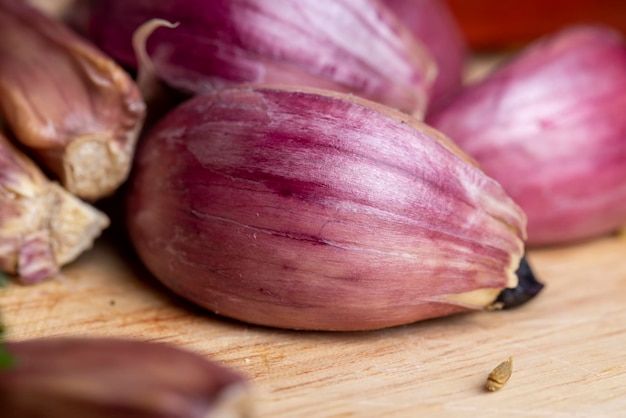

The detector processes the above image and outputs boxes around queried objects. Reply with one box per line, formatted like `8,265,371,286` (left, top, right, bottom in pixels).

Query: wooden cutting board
1,230,625,417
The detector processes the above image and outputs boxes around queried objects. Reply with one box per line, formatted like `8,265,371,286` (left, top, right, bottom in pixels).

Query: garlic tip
489,256,544,310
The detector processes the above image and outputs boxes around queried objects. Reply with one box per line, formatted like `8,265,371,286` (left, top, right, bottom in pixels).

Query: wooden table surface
1,229,625,417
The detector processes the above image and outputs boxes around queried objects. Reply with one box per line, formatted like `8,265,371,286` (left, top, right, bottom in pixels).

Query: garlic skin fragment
0,0,146,201
0,132,109,284
127,86,527,331
87,0,436,118
0,337,252,418
427,25,626,246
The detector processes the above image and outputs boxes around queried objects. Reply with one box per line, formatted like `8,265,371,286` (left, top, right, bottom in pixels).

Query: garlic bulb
428,25,626,246
126,86,538,331
86,0,436,117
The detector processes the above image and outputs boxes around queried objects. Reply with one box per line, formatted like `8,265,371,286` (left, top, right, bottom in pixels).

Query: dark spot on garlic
494,256,544,309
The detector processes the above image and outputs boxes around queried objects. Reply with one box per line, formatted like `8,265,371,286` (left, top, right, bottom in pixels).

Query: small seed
486,356,513,392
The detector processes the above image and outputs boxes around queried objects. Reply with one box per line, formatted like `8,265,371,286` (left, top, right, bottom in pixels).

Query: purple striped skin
428,25,626,246
380,0,468,111
87,0,436,117
127,86,526,331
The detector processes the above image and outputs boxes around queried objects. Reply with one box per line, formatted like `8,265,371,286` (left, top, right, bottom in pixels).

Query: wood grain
1,231,625,417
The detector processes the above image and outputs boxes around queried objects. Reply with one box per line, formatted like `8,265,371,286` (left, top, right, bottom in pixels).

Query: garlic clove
0,0,146,201
380,0,468,111
86,0,436,118
427,25,626,246
0,337,252,418
126,85,537,331
0,132,109,285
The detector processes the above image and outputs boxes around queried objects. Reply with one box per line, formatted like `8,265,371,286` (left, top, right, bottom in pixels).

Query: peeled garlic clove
126,86,536,331
427,25,626,246
0,0,146,201
0,337,252,418
380,0,468,110
0,132,109,284
86,0,436,117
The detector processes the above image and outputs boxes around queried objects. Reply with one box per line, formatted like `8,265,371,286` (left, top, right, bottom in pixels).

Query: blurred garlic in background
0,132,108,284
0,0,145,201
428,25,626,246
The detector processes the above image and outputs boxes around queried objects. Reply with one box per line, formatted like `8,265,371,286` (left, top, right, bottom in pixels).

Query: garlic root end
61,134,131,200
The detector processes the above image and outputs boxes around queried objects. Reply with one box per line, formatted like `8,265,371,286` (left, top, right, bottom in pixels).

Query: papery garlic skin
427,25,626,246
87,0,436,117
0,338,252,418
0,0,146,201
0,132,109,284
127,86,527,331
380,0,468,110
